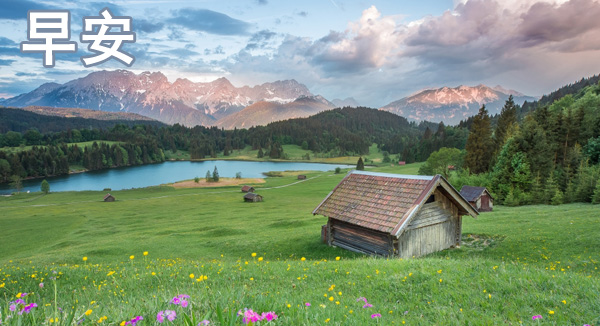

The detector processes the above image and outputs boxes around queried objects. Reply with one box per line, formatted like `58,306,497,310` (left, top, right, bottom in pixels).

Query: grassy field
0,163,598,325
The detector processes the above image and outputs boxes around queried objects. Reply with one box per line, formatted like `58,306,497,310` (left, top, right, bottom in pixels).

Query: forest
0,107,468,184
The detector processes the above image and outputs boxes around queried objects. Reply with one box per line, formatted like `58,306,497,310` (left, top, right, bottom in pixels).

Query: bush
194,177,199,183
335,167,341,174
41,179,50,194
235,172,242,179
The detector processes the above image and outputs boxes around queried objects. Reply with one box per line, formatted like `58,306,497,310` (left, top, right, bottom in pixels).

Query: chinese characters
20,7,136,68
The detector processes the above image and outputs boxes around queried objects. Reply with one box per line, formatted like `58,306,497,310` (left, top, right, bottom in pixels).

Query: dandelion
143,251,148,256
562,300,566,304
83,257,88,262
189,273,195,279
258,257,263,262
439,279,442,283
301,257,306,261
251,253,257,257
371,313,382,318
129,255,134,260
85,309,93,316
329,296,334,301
549,310,554,315
325,318,330,323
336,257,340,261
532,315,542,320
107,271,115,276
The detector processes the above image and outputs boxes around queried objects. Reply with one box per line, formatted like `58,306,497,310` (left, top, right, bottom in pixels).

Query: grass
0,163,599,325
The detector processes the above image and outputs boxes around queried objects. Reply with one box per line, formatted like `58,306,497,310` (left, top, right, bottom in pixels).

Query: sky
0,0,599,107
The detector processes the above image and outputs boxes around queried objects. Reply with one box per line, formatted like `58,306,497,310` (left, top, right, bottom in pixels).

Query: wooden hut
244,193,263,202
297,175,307,180
313,171,478,258
241,185,255,193
460,186,494,212
103,193,115,202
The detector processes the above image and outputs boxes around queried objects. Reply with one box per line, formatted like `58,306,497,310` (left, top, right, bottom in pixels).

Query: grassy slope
0,163,598,325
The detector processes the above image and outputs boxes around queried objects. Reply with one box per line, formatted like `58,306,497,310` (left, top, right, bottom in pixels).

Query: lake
0,160,351,194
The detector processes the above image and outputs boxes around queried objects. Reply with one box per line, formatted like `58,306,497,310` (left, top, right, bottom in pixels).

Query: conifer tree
41,179,50,194
356,157,365,170
212,166,220,182
464,105,494,174
257,147,264,158
494,95,517,155
592,179,600,204
205,170,211,182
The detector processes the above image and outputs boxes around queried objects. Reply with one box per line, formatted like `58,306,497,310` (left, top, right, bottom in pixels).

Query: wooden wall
396,189,460,258
329,219,393,256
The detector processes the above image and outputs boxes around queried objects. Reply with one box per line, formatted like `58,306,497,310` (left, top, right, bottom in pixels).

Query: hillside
216,95,334,129
0,169,598,325
0,106,164,134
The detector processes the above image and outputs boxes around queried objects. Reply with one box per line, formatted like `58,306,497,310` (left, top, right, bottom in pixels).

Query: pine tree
356,157,365,171
504,187,519,206
551,188,564,205
257,147,264,158
205,170,211,182
212,166,220,182
544,174,559,204
494,95,517,155
464,105,494,174
41,179,50,194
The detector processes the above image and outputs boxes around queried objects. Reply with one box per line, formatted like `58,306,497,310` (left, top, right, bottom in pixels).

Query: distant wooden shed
398,161,406,165
313,171,478,258
460,186,493,212
244,193,263,202
297,175,307,180
103,193,115,202
241,185,255,193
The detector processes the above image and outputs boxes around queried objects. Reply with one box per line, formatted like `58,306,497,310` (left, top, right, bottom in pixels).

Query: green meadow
0,163,599,325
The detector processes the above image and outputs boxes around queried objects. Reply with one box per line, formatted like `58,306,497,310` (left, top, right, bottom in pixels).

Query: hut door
480,195,489,210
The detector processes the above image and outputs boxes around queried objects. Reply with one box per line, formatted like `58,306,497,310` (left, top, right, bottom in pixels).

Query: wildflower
301,257,306,261
549,310,554,315
325,318,330,323
261,311,278,321
329,296,334,301
532,315,543,320
371,313,382,318
19,303,38,315
239,309,261,324
39,283,44,288
143,251,148,256
9,304,16,312
305,302,311,307
129,255,134,260
258,257,263,262
85,309,93,316
357,297,367,303
189,273,195,279
107,271,115,276
125,316,143,325
562,300,566,304
83,257,88,262
98,316,108,323
363,303,373,308
336,256,341,260
252,253,257,257
437,269,442,274
439,279,443,283
198,320,210,325
157,310,177,323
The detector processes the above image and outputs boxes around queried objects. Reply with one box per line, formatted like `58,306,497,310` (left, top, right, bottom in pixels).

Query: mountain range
380,85,536,125
1,70,536,127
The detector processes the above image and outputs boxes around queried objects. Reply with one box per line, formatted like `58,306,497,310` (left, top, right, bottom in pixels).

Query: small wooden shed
241,185,255,193
103,193,115,202
244,193,263,202
297,175,307,180
313,171,478,258
460,186,494,212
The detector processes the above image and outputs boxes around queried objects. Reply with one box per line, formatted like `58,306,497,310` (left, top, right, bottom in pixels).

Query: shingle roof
244,193,261,200
460,186,488,202
241,185,254,192
313,171,477,235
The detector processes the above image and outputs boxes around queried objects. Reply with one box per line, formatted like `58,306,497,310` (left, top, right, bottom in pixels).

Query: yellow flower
335,257,340,261
301,257,306,261
151,272,156,276
143,251,148,256
439,279,442,283
258,257,263,262
562,300,566,304
107,271,115,276
129,255,134,260
549,310,554,315
437,269,442,273
329,296,334,301
325,318,330,323
338,291,342,296
85,309,92,316
488,294,492,299
189,273,195,279
335,301,340,305
251,253,257,257
0,283,4,288
120,321,126,326
250,277,254,281
287,304,291,308
16,293,22,298
83,257,88,262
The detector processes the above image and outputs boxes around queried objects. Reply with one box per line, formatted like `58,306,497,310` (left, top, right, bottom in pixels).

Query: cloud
297,11,308,17
0,0,55,20
167,8,251,36
256,0,268,5
245,29,277,50
204,45,224,55
135,19,164,34
0,37,17,46
0,59,15,66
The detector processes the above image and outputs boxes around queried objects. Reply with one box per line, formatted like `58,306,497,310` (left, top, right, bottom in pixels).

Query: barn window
425,194,435,203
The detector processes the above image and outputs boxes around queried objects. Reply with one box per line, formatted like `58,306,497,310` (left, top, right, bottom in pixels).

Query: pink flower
171,297,181,305
181,300,189,308
9,304,16,312
39,283,44,288
157,310,176,323
363,303,373,308
371,313,381,319
532,315,543,320
239,309,262,324
305,302,311,307
198,320,210,325
357,297,367,303
261,311,278,321
125,316,143,325
19,303,37,315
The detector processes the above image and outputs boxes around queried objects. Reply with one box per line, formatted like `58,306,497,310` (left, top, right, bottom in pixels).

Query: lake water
0,160,351,194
